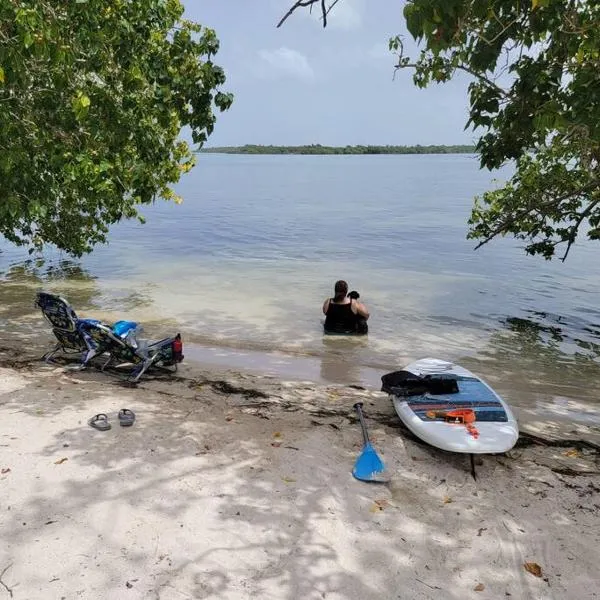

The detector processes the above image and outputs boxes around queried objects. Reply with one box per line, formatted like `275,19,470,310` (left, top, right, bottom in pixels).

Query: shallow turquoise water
1,154,600,422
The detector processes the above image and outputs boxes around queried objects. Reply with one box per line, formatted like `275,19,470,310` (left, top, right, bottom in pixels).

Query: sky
184,0,475,147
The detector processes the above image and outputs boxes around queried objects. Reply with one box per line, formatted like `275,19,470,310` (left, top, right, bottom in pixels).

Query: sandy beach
1,340,599,600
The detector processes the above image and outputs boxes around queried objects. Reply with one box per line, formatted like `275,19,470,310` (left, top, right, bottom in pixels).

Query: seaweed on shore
190,378,269,400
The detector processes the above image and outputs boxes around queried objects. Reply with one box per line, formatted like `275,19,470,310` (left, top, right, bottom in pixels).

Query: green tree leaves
394,0,600,260
72,92,91,121
282,0,600,260
0,0,232,256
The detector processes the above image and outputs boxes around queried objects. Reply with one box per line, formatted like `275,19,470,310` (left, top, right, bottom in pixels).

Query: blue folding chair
85,321,184,382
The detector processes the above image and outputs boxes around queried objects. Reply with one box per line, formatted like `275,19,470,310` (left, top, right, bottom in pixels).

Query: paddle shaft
353,402,370,446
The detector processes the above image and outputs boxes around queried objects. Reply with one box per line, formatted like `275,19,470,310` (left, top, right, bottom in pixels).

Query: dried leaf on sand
524,562,543,577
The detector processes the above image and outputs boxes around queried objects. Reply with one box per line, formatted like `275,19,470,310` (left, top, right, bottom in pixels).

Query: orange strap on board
426,409,480,438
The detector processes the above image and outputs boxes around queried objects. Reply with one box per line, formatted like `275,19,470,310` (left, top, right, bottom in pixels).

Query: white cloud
257,47,315,82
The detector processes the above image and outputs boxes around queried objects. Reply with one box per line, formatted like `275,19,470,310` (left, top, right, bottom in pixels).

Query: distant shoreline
197,144,476,155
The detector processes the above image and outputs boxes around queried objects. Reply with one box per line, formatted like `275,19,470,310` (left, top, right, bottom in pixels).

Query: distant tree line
197,144,476,155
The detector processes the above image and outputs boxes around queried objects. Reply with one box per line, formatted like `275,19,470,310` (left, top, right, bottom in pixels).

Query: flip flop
89,413,111,431
118,409,136,427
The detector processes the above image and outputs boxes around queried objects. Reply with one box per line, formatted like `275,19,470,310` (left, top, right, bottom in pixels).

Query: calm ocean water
1,154,600,425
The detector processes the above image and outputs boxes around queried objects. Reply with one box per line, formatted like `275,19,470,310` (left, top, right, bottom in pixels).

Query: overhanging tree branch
277,0,321,28
277,0,340,28
473,180,600,253
395,61,508,98
560,196,600,261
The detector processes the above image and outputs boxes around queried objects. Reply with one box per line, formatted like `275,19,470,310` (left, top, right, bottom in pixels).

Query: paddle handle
353,402,370,446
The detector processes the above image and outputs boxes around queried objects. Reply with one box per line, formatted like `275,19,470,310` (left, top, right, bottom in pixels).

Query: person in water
322,280,370,335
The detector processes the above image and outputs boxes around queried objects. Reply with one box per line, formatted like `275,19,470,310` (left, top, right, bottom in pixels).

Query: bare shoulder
355,300,370,318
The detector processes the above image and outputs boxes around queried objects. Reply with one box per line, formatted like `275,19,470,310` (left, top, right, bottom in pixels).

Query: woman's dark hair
334,280,348,302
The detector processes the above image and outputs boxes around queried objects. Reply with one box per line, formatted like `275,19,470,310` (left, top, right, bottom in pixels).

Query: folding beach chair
84,321,184,382
35,292,103,367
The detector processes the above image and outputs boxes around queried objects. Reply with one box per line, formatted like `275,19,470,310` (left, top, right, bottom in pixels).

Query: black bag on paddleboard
381,370,459,396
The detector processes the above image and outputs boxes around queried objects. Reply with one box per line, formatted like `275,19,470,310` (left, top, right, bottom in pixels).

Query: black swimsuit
324,300,359,334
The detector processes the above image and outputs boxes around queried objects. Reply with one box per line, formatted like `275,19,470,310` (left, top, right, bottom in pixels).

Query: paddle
352,402,389,482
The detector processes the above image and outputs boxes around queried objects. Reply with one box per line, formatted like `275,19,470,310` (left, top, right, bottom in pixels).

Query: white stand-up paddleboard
384,358,519,455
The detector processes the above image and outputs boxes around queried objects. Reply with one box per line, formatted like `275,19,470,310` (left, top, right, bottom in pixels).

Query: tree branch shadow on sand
1,363,598,599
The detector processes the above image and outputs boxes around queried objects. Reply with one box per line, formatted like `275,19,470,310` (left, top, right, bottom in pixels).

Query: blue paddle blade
353,442,387,482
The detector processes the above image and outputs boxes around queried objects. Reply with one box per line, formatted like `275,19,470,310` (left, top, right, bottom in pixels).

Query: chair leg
79,347,98,369
42,345,60,363
129,358,155,383
101,355,113,372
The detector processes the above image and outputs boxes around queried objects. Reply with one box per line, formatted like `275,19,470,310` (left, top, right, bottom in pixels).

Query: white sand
0,357,599,600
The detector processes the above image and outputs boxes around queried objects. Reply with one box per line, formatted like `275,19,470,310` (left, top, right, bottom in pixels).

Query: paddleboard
385,358,519,454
